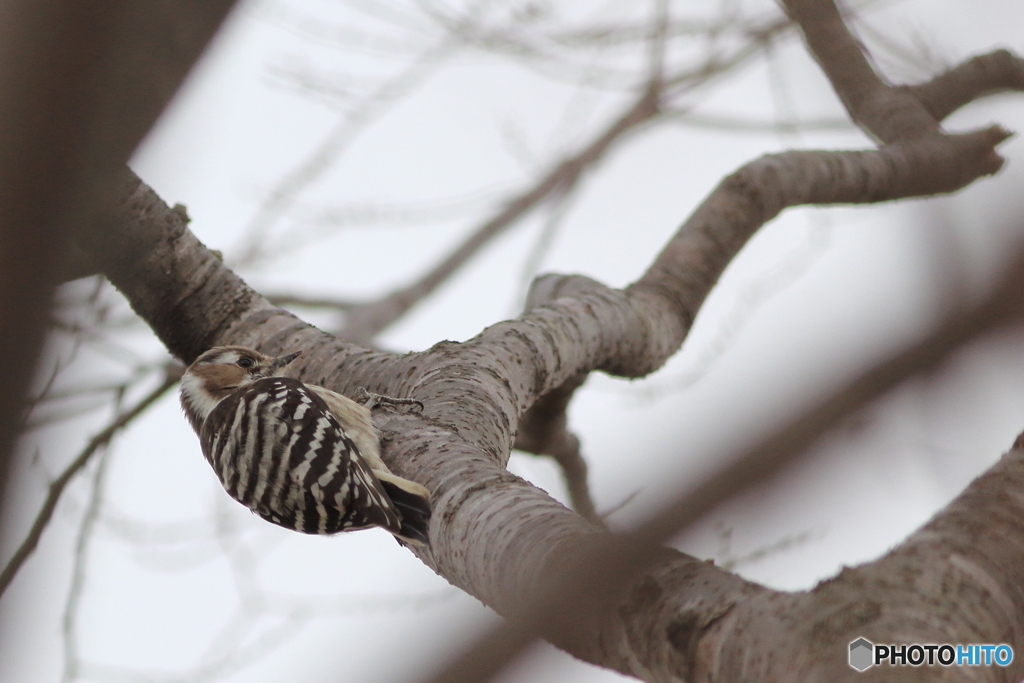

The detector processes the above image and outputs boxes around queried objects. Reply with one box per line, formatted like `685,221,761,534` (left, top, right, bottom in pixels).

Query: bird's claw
356,387,424,413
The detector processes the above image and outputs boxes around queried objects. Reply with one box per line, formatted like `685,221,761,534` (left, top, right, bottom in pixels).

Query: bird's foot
356,387,424,413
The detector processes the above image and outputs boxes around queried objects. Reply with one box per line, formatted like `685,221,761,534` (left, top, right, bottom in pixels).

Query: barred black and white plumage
180,346,431,545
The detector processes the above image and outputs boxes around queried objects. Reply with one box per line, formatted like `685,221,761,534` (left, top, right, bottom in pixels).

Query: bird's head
180,346,301,430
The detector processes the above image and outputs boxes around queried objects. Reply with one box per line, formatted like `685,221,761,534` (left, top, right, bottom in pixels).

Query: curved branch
74,22,1024,683
910,49,1024,121
632,128,1008,339
781,0,938,142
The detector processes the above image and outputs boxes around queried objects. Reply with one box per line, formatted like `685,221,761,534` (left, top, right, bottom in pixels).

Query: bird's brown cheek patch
199,365,247,400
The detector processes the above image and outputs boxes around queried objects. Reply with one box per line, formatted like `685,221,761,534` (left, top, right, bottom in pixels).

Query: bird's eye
237,357,254,369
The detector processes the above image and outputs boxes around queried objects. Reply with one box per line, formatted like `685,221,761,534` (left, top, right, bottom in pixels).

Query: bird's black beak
269,351,302,372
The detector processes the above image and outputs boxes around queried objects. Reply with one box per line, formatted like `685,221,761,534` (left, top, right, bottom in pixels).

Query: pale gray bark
70,1,1024,681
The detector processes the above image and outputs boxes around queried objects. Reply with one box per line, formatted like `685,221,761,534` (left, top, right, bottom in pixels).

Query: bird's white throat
180,371,225,424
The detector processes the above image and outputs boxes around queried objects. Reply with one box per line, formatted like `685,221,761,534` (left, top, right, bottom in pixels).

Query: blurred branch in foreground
421,235,1024,683
0,0,237,523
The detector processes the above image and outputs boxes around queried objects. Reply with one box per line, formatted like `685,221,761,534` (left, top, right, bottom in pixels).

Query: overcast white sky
2,0,1024,681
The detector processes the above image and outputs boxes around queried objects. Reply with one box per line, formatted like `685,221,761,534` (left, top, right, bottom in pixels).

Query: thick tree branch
783,3,1024,149
404,5,1024,680
781,0,938,142
631,127,1008,338
72,9,1024,680
910,49,1024,122
426,245,1024,683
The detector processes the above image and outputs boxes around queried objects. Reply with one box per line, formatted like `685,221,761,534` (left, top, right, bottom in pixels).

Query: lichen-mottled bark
72,2,1024,680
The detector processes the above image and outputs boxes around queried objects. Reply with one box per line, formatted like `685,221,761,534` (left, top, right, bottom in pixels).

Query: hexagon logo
849,638,874,671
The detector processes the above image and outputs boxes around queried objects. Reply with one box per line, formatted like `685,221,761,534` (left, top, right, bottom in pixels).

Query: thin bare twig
513,184,578,310
646,0,672,87
0,0,236,517
715,528,815,571
339,18,793,343
662,110,853,133
266,293,359,311
233,34,461,266
61,447,111,683
0,365,182,596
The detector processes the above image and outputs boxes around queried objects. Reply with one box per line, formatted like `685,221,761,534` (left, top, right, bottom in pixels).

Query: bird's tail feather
376,472,431,545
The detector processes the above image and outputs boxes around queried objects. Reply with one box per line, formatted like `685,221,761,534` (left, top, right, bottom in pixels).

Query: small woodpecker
180,346,431,545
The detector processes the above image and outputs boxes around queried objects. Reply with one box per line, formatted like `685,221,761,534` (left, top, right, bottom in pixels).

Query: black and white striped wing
199,377,402,535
